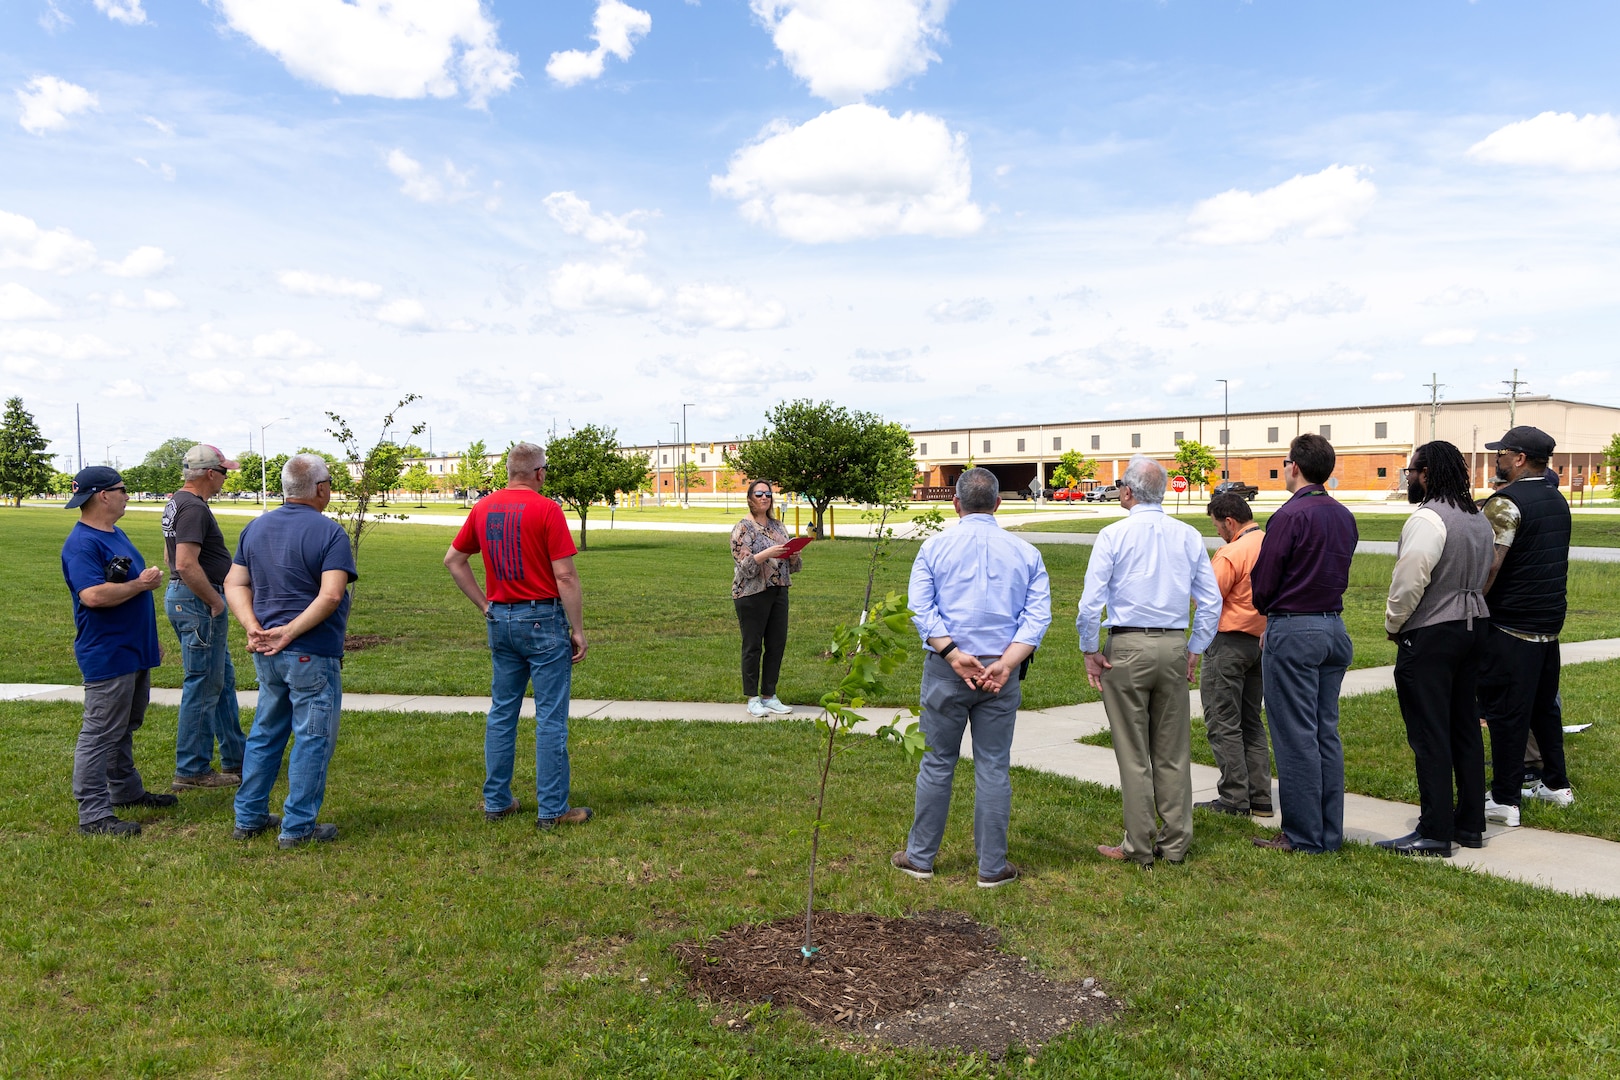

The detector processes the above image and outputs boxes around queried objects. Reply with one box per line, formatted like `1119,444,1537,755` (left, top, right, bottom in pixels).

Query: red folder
781,536,813,556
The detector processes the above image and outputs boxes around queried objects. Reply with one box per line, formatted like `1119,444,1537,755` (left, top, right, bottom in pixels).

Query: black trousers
1392,619,1486,841
1478,626,1568,805
735,585,790,698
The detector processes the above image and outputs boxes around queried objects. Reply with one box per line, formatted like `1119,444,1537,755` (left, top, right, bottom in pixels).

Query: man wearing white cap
162,444,246,790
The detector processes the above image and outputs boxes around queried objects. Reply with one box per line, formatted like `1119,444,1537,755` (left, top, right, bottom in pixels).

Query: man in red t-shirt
445,442,590,829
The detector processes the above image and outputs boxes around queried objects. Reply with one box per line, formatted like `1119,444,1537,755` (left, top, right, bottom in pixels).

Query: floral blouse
730,516,803,598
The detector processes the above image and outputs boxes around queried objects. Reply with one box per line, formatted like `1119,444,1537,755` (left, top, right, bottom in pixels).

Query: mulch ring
672,911,1120,1058
342,634,392,652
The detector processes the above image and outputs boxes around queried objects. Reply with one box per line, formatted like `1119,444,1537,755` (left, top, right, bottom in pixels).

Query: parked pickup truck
1212,480,1259,501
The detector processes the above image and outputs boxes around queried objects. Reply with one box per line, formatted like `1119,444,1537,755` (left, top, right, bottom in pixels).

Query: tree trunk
577,506,589,550
811,499,832,539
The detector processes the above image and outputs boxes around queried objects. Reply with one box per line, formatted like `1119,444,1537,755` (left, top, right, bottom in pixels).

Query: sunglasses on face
750,490,773,499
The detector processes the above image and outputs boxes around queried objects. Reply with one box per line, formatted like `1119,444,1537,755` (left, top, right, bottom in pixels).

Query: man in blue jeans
444,441,591,829
225,454,357,848
162,444,246,791
1249,433,1358,854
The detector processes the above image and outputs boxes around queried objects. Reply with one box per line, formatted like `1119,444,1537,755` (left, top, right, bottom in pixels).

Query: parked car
1052,487,1084,502
1212,480,1259,501
1085,485,1122,502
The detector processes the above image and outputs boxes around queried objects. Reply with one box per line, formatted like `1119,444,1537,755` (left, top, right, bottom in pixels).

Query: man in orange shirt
1196,492,1273,818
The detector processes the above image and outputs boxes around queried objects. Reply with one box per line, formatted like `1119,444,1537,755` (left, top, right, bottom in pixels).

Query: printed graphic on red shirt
452,489,577,603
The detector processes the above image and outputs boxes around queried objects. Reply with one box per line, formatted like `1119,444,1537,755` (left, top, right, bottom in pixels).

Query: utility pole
1501,368,1528,426
1422,372,1445,442
75,404,82,472
682,403,695,507
670,421,681,506
1217,378,1230,482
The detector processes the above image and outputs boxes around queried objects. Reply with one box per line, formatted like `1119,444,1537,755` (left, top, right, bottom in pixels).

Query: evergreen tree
0,397,54,507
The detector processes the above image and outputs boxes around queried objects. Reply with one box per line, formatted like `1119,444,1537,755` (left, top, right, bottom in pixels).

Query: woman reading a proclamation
730,481,804,717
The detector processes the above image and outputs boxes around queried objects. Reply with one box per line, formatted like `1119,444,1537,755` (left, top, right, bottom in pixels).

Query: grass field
1011,510,1620,546
7,508,1620,711
3,699,1619,1079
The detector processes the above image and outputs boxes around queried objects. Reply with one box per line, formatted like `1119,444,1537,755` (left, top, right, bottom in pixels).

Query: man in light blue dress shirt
1078,456,1222,868
894,468,1052,889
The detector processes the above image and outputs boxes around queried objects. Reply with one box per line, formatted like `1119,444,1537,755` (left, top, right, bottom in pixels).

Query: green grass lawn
7,508,1620,710
1083,658,1620,843
3,699,1619,1079
1012,511,1620,546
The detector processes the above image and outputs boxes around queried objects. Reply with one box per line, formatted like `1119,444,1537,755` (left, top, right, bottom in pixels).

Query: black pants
1393,619,1486,841
1478,625,1568,805
735,585,790,698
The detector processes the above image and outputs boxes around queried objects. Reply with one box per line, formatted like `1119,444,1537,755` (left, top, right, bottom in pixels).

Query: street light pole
670,422,681,507
682,403,695,507
260,416,288,508
1217,379,1230,484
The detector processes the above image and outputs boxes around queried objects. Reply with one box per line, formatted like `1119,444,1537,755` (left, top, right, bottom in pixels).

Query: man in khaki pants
1078,456,1222,868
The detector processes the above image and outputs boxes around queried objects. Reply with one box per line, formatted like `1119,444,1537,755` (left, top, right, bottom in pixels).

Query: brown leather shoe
891,850,933,880
977,863,1019,889
1252,831,1295,852
172,769,241,791
538,807,593,830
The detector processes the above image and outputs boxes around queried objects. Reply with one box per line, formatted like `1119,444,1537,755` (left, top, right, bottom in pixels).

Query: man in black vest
1478,425,1574,828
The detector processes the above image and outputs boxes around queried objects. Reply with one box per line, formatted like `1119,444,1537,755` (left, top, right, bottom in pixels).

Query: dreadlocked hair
1412,440,1478,514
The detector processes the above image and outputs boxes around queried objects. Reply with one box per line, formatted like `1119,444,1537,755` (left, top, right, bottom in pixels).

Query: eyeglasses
104,485,127,493
750,490,773,499
1282,458,1294,467
211,467,228,475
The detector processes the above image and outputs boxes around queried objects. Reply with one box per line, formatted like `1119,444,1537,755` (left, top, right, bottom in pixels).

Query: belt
1269,611,1340,618
489,598,560,607
1109,626,1181,634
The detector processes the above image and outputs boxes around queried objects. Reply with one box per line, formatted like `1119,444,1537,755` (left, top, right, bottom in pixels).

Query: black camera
104,556,132,583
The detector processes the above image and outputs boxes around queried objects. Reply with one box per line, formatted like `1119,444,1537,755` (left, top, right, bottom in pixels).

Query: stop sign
1170,475,1189,494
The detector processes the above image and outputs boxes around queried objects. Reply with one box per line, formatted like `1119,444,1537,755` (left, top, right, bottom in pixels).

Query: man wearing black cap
1478,425,1574,828
60,466,177,836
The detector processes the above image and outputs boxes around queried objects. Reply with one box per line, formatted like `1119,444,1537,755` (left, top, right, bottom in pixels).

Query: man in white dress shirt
1078,456,1222,868
893,468,1052,888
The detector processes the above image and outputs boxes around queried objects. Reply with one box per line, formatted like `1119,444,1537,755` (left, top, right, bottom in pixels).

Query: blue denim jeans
1262,613,1353,854
165,580,245,776
484,601,574,818
235,651,343,841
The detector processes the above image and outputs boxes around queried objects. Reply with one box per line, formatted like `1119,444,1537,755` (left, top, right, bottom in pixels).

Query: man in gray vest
1379,441,1495,857
1478,425,1574,827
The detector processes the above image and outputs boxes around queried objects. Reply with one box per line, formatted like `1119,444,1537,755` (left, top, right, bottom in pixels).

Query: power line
1500,368,1529,426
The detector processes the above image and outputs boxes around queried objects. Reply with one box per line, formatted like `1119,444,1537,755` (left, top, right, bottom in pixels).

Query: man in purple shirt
1249,433,1358,854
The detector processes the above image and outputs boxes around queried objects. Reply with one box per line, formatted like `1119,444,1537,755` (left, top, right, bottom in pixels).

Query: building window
1377,467,1387,478
951,441,958,454
1267,426,1279,443
1131,433,1141,448
1219,429,1229,445
1053,436,1061,452
1221,470,1228,480
919,442,927,455
1375,422,1388,439
700,453,707,463
983,439,991,453
1016,438,1025,452
1269,469,1279,479
661,454,668,464
1173,431,1184,444
1090,435,1100,450
1319,424,1332,439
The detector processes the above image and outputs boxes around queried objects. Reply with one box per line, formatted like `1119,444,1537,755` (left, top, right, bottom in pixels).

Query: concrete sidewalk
6,637,1619,900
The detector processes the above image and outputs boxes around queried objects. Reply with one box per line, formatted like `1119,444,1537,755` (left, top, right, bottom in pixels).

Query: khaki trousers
1101,631,1193,864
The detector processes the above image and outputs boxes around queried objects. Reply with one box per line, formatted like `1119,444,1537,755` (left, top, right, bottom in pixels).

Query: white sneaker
1484,796,1521,827
760,695,793,715
746,697,771,718
1525,781,1575,807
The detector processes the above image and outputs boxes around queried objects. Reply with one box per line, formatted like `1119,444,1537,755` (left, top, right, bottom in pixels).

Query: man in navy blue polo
225,453,357,848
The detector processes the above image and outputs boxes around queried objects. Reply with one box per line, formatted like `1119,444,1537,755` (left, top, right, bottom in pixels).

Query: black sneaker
80,816,141,837
1455,829,1484,849
113,791,179,809
233,814,282,840
1249,802,1275,818
1193,798,1247,816
278,823,339,849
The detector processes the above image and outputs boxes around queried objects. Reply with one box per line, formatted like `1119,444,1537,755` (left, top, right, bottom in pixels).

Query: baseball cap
66,466,125,509
1484,425,1556,460
183,444,240,471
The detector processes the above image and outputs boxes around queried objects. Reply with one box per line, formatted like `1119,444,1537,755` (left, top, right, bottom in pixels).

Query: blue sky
3,0,1619,466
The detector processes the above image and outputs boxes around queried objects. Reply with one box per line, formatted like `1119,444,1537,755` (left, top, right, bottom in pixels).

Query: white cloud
0,283,62,320
93,0,147,26
1421,285,1487,307
292,360,393,388
213,0,518,108
374,298,435,330
1024,339,1152,394
279,270,383,300
1185,164,1376,245
927,297,992,323
0,211,98,273
0,327,121,360
1556,369,1610,389
188,325,321,361
1157,309,1188,330
546,0,651,87
711,104,983,243
102,378,149,399
1421,327,1478,346
142,115,174,135
751,0,950,104
548,261,664,313
543,191,646,249
109,288,182,312
387,149,475,203
187,368,274,396
644,348,810,397
849,346,923,382
665,284,788,331
16,76,98,135
1195,284,1364,324
102,245,172,278
133,157,177,181
1163,372,1198,396
39,1,72,32
1468,112,1620,173
1370,371,1405,383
